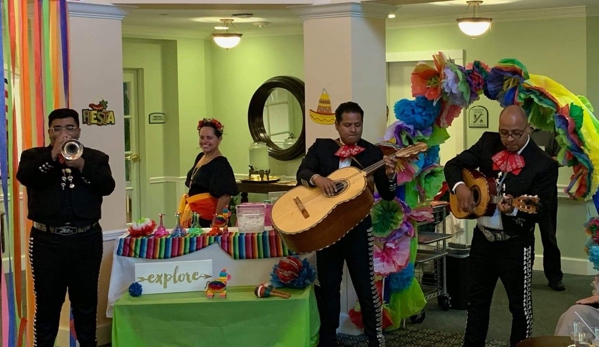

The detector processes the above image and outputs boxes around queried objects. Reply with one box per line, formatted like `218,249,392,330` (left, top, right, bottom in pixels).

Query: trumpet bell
61,139,84,161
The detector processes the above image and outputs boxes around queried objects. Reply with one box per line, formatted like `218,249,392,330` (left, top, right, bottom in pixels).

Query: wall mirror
248,76,305,161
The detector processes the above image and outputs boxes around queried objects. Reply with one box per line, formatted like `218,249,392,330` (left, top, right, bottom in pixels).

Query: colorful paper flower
372,199,404,238
394,96,441,131
388,263,415,294
270,256,316,289
373,236,411,276
127,218,156,238
589,245,599,271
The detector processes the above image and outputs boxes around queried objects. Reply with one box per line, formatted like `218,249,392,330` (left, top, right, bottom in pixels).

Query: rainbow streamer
1,0,72,345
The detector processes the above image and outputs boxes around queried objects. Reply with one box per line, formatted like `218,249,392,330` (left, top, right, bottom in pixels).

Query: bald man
445,105,559,347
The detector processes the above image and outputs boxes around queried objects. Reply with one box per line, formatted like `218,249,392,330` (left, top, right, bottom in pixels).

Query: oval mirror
248,76,305,161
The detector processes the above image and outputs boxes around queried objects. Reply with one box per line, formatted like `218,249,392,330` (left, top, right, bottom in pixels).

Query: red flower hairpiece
197,118,225,133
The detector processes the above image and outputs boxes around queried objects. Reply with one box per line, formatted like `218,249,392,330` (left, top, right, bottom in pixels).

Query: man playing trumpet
16,108,115,347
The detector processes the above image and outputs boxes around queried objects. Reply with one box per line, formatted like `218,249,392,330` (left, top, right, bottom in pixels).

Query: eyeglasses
498,126,528,139
50,125,78,133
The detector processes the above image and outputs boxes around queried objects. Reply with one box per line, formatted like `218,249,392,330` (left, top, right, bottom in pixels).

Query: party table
111,285,320,347
106,229,311,317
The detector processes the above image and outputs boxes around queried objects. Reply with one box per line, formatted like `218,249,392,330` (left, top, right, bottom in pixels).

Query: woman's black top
185,153,239,198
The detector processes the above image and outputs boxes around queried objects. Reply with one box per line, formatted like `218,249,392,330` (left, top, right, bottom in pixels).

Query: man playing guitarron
297,101,398,347
444,105,559,347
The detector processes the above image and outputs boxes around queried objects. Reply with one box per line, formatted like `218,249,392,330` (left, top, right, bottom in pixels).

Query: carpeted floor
337,327,509,347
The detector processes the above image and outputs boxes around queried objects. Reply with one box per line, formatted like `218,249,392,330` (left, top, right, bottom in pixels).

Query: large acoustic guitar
271,142,428,253
449,168,540,219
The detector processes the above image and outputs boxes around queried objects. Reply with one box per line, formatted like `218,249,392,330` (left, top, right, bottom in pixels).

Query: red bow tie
492,150,525,175
335,145,365,159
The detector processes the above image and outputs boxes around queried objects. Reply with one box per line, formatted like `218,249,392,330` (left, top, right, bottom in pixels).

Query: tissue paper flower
388,263,415,293
270,256,316,289
394,96,441,131
372,199,405,238
128,218,156,237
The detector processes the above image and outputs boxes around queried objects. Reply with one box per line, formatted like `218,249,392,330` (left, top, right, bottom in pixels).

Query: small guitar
271,142,428,253
449,168,540,219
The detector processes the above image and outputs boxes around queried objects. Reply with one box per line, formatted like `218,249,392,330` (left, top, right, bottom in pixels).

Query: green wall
209,34,305,177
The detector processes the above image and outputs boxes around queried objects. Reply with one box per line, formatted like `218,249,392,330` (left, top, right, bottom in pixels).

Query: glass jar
249,142,269,172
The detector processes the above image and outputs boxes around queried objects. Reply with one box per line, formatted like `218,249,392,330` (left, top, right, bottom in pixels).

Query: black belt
33,222,98,236
477,224,517,242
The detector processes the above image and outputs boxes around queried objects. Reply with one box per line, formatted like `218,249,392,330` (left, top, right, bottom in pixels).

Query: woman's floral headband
197,118,225,133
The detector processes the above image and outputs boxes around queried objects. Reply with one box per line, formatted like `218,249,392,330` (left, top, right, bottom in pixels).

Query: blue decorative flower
388,263,415,293
394,96,441,131
129,282,143,297
589,246,599,271
423,145,441,167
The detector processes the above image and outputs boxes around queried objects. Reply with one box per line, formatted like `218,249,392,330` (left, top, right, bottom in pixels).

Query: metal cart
409,201,451,324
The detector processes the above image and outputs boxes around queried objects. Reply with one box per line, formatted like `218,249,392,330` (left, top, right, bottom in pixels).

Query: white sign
134,259,213,295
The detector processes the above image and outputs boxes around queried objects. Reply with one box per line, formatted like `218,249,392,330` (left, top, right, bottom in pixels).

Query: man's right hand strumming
455,184,475,214
313,175,337,197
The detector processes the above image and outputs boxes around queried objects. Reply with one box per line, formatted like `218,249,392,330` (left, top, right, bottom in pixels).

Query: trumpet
61,139,84,161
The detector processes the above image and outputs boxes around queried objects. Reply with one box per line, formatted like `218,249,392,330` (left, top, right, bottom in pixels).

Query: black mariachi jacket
16,145,116,222
444,132,559,236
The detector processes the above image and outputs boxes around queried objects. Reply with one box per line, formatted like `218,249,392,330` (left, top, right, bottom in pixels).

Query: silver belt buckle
55,226,77,236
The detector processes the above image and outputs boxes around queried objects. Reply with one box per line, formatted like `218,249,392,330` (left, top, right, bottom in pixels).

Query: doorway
123,69,142,224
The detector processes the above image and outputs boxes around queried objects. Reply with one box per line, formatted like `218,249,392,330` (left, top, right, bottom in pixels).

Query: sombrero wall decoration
309,89,336,125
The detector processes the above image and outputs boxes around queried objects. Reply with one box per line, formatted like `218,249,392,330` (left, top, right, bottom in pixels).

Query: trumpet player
16,108,115,347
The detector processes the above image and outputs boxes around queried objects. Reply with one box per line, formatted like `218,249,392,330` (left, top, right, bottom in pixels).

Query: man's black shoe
549,280,566,291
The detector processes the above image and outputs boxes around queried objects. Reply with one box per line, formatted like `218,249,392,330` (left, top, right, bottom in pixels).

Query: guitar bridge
293,197,310,219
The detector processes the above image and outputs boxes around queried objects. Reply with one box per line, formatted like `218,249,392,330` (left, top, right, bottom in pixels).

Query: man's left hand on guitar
498,194,515,214
383,155,398,179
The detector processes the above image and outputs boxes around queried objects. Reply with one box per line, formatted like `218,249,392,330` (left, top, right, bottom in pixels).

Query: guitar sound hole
330,180,348,197
471,187,481,204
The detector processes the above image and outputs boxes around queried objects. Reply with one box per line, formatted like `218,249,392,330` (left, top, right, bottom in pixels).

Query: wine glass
569,321,592,347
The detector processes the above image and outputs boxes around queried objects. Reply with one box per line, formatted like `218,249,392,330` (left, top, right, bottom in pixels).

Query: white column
294,2,394,147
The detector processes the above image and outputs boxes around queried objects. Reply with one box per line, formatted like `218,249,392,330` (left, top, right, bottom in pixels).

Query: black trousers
536,200,563,282
316,220,383,347
29,225,103,347
463,228,534,347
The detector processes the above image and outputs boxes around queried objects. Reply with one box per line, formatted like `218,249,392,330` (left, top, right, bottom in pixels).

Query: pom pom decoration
127,218,156,238
585,217,599,243
394,96,441,132
129,282,143,297
589,245,599,271
270,256,316,289
388,263,415,294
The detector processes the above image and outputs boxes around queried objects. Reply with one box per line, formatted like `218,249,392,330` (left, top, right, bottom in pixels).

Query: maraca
254,284,291,299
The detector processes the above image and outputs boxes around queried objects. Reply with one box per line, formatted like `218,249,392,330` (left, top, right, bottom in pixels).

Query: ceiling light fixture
456,1,492,39
212,19,242,50
388,13,396,19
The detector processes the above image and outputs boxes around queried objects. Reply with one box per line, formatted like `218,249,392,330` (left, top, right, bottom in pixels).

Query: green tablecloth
112,285,320,347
